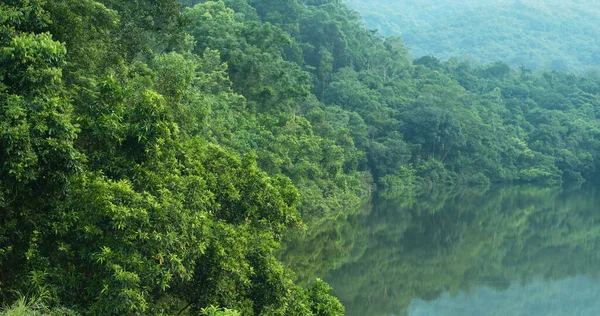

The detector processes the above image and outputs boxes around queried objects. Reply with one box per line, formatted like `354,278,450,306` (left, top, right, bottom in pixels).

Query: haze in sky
345,0,600,73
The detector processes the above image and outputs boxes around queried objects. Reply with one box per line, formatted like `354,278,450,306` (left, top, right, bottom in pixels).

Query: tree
402,106,466,163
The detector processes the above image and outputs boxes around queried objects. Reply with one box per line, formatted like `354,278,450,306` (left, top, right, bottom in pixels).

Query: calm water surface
282,185,600,316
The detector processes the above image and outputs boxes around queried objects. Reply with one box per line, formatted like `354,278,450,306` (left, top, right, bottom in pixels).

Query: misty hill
345,0,600,73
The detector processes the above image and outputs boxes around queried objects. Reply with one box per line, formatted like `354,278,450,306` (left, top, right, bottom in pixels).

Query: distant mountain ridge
345,0,600,73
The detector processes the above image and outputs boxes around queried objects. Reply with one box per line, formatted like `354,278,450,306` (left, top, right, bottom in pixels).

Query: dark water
281,185,600,316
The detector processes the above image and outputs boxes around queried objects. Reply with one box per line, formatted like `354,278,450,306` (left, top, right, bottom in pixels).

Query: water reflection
409,276,600,316
281,185,600,316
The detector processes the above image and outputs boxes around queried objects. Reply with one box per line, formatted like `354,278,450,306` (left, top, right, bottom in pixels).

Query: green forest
346,0,600,74
1,0,600,314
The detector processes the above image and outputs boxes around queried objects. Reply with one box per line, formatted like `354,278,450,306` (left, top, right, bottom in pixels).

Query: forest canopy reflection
281,185,600,316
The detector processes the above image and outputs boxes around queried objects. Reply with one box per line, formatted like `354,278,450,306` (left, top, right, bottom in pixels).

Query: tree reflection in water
281,185,600,316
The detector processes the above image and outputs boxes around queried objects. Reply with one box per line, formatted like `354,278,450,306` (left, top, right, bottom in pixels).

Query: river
281,185,600,316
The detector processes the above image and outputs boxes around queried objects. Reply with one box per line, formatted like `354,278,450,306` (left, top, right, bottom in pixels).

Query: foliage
346,0,600,74
2,0,600,313
0,285,77,316
0,0,345,314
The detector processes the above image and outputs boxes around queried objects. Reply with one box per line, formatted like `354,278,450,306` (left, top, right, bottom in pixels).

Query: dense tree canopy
0,0,345,314
1,0,600,314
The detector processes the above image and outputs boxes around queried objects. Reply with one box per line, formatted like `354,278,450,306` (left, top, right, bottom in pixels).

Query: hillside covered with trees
346,0,600,73
1,0,600,314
